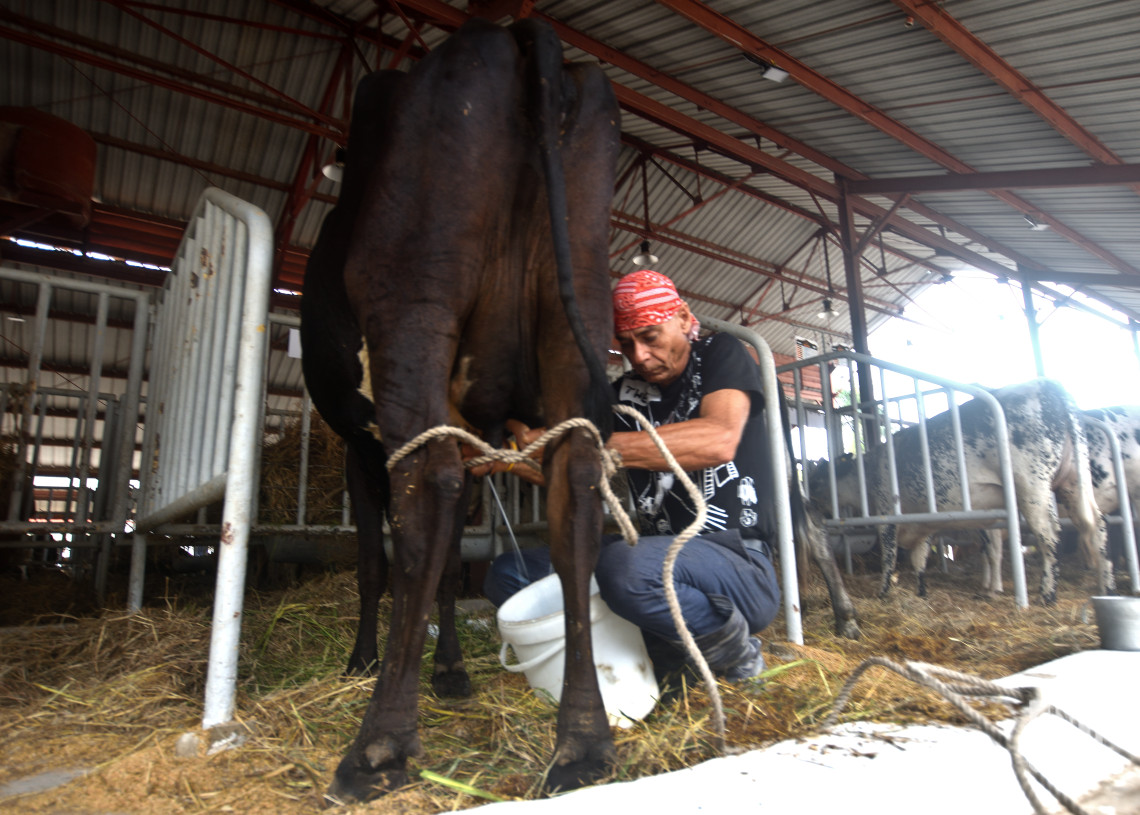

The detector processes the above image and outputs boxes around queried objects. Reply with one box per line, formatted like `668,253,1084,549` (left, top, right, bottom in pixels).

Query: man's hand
459,420,546,485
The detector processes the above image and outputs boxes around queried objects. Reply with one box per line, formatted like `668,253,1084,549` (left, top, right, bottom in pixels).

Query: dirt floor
0,549,1128,814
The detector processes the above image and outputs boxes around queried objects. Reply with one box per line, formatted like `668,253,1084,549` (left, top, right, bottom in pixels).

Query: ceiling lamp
632,240,659,267
321,148,347,183
742,53,789,82
818,235,838,321
1024,214,1049,231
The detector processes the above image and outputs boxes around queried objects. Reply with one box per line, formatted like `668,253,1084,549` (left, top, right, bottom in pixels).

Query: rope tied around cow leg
384,405,727,751
385,416,639,544
824,657,1140,815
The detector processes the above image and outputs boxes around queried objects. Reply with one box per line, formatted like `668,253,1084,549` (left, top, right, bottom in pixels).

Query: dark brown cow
300,18,619,803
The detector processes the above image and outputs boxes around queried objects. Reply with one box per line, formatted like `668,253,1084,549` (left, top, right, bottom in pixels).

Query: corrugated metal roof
3,0,1139,406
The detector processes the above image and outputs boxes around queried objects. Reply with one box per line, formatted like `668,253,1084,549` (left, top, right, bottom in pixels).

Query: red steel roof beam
0,24,344,141
653,0,1140,277
891,0,1134,171
100,0,342,129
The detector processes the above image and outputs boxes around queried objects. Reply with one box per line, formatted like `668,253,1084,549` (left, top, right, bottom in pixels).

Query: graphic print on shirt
737,476,758,529
617,337,749,536
619,379,661,408
636,471,674,519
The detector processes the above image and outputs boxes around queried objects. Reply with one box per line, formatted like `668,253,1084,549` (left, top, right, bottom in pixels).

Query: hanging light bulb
818,298,837,321
632,239,659,267
321,147,347,183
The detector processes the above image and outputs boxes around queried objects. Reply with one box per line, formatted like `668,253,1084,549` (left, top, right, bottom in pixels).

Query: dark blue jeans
483,529,780,640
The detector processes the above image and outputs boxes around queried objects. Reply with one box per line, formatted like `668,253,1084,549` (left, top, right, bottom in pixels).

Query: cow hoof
836,619,862,640
544,741,615,795
326,756,408,805
345,648,380,677
544,757,611,795
344,660,379,678
432,666,473,698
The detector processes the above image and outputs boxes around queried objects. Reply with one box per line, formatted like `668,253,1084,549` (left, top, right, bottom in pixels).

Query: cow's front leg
543,429,615,793
344,445,388,676
328,441,464,803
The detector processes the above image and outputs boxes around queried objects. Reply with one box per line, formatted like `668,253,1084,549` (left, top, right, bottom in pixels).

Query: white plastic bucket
497,573,659,728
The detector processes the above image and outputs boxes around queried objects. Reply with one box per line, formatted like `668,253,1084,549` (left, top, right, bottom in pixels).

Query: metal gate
132,187,273,730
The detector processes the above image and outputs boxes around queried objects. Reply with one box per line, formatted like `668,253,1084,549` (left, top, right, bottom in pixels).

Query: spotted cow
1081,405,1140,568
300,19,619,803
807,379,1113,604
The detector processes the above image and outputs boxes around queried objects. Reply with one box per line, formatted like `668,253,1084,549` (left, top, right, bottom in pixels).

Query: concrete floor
466,649,1140,815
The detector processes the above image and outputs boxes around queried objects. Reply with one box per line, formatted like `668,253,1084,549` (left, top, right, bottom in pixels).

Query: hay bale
258,411,346,526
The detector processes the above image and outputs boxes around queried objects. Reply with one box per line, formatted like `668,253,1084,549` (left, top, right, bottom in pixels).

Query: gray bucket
1091,596,1140,651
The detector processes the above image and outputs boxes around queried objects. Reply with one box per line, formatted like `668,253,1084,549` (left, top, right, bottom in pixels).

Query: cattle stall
780,350,1139,604
781,350,1030,605
3,190,806,740
0,264,148,602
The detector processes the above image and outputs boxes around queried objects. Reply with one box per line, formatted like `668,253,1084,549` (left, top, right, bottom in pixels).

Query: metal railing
778,350,1029,608
131,187,274,730
701,315,802,644
0,265,149,601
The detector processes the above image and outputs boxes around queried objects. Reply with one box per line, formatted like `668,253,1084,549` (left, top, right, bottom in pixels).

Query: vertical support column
835,176,878,444
1021,275,1046,377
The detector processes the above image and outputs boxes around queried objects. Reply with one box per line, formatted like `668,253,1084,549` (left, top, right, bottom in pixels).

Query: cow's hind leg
431,477,474,698
910,536,932,597
1054,484,1115,597
329,440,466,803
1023,503,1064,606
980,529,1003,596
543,428,614,793
878,525,900,598
797,498,860,638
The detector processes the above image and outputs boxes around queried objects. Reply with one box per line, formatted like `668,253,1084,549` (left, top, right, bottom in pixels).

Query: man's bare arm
606,388,750,471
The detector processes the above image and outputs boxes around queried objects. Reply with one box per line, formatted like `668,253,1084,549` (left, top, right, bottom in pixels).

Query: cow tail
516,20,614,437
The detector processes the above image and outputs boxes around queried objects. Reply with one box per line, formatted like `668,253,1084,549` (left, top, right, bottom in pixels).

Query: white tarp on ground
466,650,1140,815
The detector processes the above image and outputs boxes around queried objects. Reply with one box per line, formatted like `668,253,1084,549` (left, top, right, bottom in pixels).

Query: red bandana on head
612,270,685,333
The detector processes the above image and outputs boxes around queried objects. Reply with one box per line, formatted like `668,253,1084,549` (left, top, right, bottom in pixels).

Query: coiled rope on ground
824,656,1140,815
385,405,726,750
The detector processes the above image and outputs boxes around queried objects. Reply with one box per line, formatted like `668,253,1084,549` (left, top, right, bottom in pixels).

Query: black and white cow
1082,406,1140,521
1081,405,1140,568
808,379,1113,605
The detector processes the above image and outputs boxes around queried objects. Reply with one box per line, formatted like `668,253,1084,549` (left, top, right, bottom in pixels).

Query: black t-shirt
613,332,777,543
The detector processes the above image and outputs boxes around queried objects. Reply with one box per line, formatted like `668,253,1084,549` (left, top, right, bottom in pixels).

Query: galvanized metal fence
700,315,802,644
779,350,1031,608
0,265,148,602
131,187,273,730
